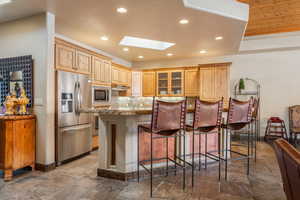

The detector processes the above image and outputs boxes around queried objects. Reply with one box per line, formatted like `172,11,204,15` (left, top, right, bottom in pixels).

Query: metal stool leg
205,132,208,170
247,124,250,176
183,130,186,190
150,132,153,197
199,132,201,171
166,137,169,177
192,129,195,187
218,127,221,181
137,127,140,182
225,128,228,181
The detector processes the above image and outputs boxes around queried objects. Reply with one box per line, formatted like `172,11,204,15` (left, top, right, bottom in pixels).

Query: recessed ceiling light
0,0,11,5
117,7,127,13
123,47,129,52
138,56,144,59
167,53,173,57
215,36,223,40
200,50,207,54
120,36,175,50
179,19,189,24
100,36,109,41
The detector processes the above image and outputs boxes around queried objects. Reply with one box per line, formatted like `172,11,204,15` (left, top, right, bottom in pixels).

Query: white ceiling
0,0,248,63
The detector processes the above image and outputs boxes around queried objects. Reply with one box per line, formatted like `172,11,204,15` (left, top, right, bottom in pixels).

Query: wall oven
92,86,111,106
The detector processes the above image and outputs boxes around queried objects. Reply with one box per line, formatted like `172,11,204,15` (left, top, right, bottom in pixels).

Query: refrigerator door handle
78,82,83,110
74,81,79,114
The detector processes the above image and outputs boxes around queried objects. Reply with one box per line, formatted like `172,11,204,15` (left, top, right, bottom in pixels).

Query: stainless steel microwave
92,86,111,105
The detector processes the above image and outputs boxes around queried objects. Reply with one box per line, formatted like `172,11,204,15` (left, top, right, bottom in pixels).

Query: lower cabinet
0,115,36,181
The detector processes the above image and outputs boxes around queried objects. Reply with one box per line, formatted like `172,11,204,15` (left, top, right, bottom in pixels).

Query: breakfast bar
94,108,221,181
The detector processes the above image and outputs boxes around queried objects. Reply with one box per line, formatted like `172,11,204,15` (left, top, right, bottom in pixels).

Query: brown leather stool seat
139,124,181,136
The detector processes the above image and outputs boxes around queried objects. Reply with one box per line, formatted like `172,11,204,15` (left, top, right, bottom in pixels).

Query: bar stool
186,98,223,186
222,97,253,180
137,97,188,197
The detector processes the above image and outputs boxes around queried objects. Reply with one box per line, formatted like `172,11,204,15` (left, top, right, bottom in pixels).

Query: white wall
0,13,56,165
133,31,300,136
231,50,300,135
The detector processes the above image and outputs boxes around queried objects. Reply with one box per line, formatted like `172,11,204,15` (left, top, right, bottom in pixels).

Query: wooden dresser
0,115,36,181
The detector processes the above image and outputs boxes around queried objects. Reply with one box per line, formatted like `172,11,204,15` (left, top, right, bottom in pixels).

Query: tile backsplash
111,96,195,110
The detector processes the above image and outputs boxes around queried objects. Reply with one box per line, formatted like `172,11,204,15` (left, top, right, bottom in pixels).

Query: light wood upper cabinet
55,44,76,71
111,64,131,86
185,68,199,97
156,70,184,96
170,71,184,96
157,71,169,96
199,67,216,101
143,71,156,97
215,65,229,106
75,50,92,74
92,56,111,86
199,65,229,106
112,67,119,83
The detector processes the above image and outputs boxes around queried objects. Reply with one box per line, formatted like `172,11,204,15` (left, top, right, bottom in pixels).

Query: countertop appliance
92,85,111,106
56,71,92,165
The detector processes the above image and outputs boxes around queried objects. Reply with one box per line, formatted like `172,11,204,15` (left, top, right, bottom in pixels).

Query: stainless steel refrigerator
56,71,92,165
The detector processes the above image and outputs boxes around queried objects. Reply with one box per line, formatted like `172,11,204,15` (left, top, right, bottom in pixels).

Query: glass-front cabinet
156,70,184,96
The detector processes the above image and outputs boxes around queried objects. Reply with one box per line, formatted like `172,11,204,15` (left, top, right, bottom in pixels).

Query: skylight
119,36,175,51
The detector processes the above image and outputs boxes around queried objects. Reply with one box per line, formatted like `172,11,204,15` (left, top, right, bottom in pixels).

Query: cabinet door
185,69,199,97
112,67,119,84
92,57,102,83
142,72,156,96
199,67,216,101
119,70,127,85
92,57,111,85
103,60,111,84
13,119,35,169
55,44,76,71
76,50,91,74
170,70,184,96
157,72,169,96
132,71,142,96
215,65,229,106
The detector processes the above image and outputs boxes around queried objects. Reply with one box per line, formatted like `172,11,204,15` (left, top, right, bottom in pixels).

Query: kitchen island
92,108,221,181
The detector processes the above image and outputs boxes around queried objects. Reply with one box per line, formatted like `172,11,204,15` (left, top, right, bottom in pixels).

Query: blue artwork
0,55,33,107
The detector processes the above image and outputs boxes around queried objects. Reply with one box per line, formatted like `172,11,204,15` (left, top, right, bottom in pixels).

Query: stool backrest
193,98,223,129
151,98,186,133
227,97,253,125
274,138,300,200
289,105,300,133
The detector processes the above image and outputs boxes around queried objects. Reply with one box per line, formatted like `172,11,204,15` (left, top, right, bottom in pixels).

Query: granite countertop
82,107,228,116
82,108,154,115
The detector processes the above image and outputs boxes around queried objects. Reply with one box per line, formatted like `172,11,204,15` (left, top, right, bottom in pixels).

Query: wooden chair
289,105,300,145
274,139,300,200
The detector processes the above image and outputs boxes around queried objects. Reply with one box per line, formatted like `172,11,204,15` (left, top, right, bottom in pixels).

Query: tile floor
0,142,292,200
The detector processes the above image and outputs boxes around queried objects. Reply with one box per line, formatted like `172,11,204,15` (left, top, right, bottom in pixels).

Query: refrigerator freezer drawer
57,124,92,163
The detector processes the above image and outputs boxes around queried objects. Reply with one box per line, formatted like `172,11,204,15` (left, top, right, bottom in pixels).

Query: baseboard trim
35,162,56,172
